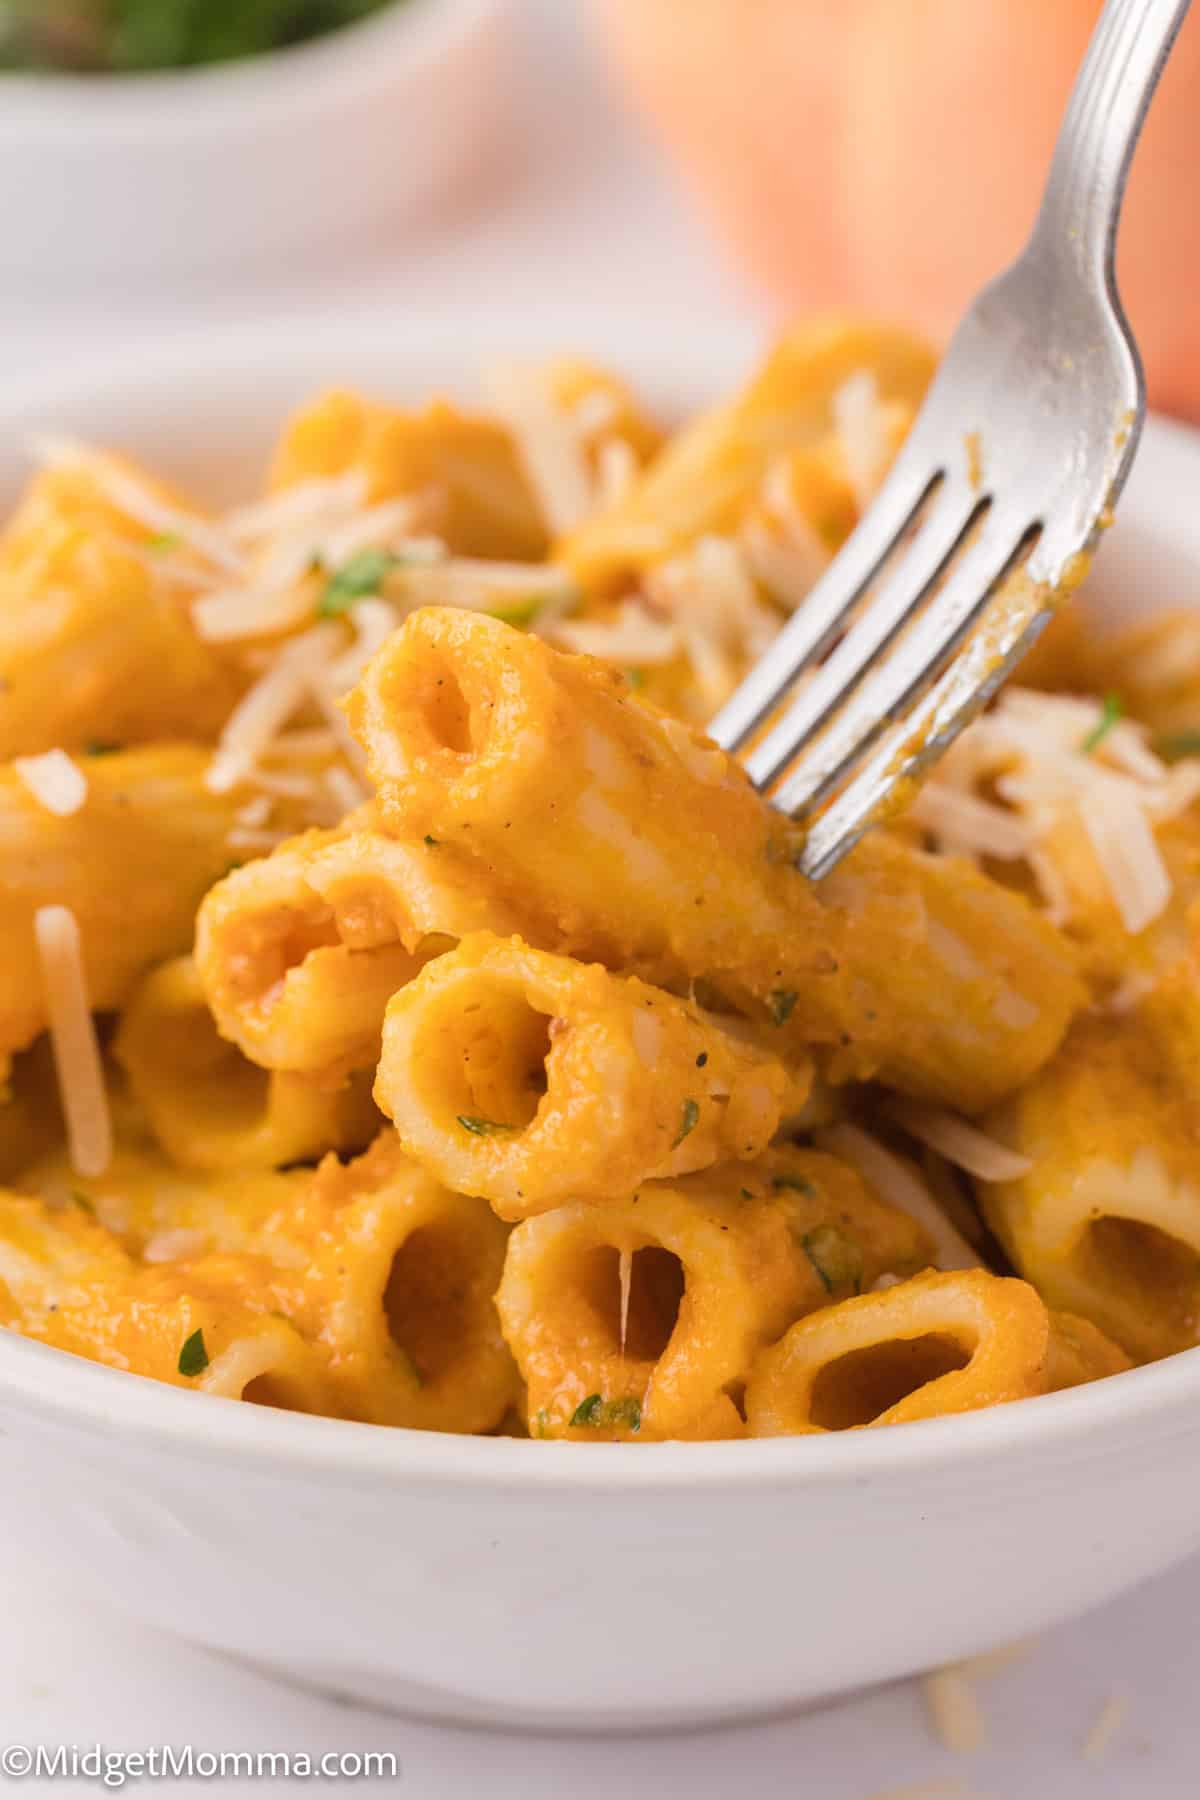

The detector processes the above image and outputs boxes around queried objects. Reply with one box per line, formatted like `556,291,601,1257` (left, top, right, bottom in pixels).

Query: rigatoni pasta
375,932,809,1218
348,608,1081,1110
114,957,379,1173
0,320,1180,1445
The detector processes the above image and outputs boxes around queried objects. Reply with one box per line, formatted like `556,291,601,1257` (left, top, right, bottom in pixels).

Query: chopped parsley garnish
695,1051,708,1068
71,1191,95,1215
767,989,798,1027
456,1114,511,1137
672,1098,700,1148
773,1172,816,1195
625,669,647,692
486,597,544,630
177,1328,209,1378
800,1224,864,1296
423,834,440,847
146,531,181,553
319,548,400,617
739,1188,756,1201
1153,729,1200,763
1080,692,1123,755
83,740,121,757
570,1394,641,1432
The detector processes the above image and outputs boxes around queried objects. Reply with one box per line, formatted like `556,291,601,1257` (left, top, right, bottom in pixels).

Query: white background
0,5,1198,1794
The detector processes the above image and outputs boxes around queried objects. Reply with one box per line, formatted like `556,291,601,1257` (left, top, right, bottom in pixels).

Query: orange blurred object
595,0,1200,419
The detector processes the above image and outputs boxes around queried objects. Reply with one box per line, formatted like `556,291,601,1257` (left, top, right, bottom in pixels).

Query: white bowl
0,0,514,287
0,310,1198,1731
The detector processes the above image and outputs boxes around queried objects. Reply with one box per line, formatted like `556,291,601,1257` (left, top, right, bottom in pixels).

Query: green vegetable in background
0,0,404,73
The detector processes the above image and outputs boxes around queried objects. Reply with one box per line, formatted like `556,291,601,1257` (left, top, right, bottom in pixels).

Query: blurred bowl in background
0,0,515,289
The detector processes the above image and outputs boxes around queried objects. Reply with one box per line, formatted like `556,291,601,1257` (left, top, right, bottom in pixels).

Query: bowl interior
0,307,1198,1487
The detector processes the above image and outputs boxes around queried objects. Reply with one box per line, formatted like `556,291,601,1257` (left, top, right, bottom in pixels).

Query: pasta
348,608,1080,1110
374,932,810,1218
744,1269,1129,1436
0,318,1181,1444
496,1151,934,1440
114,956,380,1173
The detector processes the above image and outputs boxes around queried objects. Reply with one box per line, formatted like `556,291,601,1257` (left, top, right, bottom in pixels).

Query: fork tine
743,477,984,790
796,587,1054,879
770,518,1032,819
707,449,938,754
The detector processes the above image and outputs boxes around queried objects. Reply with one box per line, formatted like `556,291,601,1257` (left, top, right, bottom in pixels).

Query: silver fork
710,0,1192,879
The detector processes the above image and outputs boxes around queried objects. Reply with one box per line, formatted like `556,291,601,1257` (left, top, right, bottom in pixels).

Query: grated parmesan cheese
13,749,88,818
205,622,343,794
142,1227,207,1265
885,1101,1033,1183
922,1668,987,1754
34,905,112,1180
925,687,1200,934
863,1783,989,1800
832,369,889,514
554,601,678,666
818,1124,981,1271
1081,1692,1129,1763
483,364,596,535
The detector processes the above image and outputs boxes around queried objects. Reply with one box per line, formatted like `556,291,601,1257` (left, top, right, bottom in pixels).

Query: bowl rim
5,1328,1198,1492
1,303,1198,1495
0,0,505,133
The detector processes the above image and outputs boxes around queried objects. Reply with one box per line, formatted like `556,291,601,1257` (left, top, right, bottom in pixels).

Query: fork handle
1032,0,1192,286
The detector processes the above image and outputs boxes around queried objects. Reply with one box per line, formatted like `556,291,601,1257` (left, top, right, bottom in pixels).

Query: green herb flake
146,531,181,554
319,548,401,617
800,1224,864,1297
1153,729,1200,764
487,597,544,630
570,1394,641,1432
672,1098,700,1148
423,835,440,847
767,989,798,1027
739,1187,756,1201
457,1114,511,1137
773,1173,816,1195
177,1327,209,1378
83,740,121,757
71,1190,95,1216
1080,692,1124,755
625,669,647,692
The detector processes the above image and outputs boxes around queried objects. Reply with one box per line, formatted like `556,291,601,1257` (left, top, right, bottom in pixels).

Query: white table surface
0,6,1197,1794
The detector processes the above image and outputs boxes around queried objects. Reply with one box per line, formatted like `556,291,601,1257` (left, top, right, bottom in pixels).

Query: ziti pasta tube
496,1150,933,1441
17,1134,517,1432
0,462,238,757
294,1134,518,1433
375,932,810,1218
348,608,1081,1110
744,1268,1056,1435
114,957,379,1173
979,1008,1200,1363
195,812,534,1081
0,744,247,1057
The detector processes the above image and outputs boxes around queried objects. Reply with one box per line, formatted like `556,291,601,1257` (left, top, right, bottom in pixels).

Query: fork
709,0,1192,879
